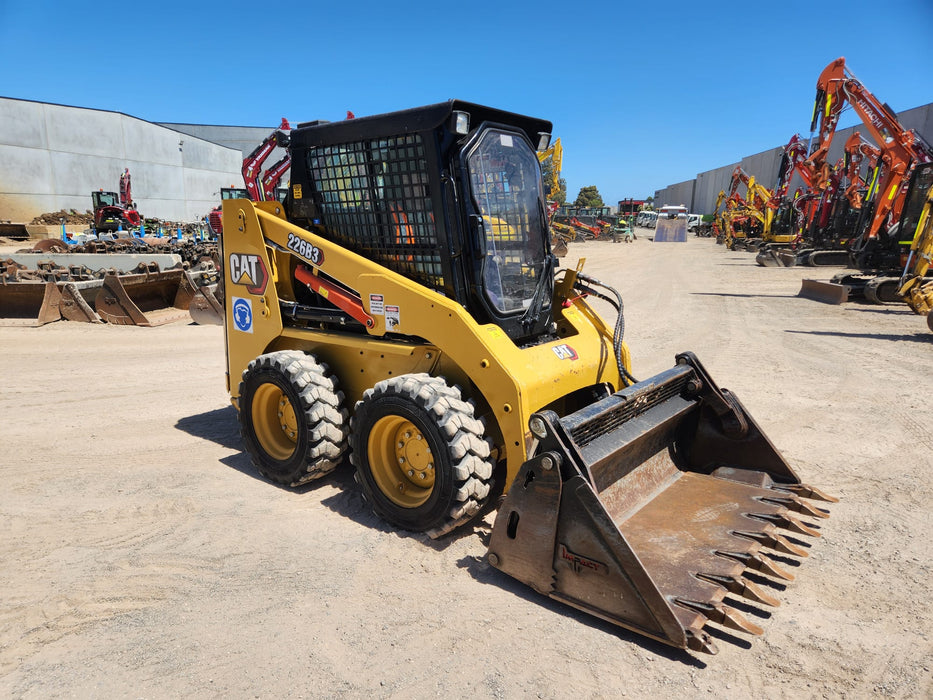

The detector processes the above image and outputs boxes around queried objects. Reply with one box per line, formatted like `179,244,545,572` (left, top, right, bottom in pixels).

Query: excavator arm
808,58,932,243
261,154,292,202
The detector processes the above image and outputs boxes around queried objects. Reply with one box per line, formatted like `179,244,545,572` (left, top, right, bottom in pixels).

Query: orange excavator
798,57,933,303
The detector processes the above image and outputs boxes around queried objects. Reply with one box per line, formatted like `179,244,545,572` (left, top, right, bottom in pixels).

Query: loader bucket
58,281,102,323
188,282,225,325
0,280,65,326
95,268,192,326
798,278,849,304
487,353,834,654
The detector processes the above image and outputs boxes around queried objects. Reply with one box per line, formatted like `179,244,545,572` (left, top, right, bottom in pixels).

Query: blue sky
2,0,931,206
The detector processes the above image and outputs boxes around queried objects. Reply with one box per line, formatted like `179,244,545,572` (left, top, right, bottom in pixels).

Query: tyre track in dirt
1,237,931,698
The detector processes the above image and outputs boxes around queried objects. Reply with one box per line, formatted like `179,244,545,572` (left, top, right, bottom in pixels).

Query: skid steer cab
220,100,835,654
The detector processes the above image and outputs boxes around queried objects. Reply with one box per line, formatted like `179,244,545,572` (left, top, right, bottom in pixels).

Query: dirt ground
1,232,931,699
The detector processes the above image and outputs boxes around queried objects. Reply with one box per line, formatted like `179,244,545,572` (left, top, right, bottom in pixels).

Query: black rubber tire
238,350,348,487
350,373,493,538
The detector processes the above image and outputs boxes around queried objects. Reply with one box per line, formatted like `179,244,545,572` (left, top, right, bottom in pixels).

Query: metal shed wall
0,97,243,223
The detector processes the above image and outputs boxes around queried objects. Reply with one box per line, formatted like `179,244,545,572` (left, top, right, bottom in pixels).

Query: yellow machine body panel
222,200,626,490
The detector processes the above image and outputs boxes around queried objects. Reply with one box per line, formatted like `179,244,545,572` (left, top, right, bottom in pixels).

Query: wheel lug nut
407,470,414,477
404,431,412,439
418,472,426,480
398,457,406,464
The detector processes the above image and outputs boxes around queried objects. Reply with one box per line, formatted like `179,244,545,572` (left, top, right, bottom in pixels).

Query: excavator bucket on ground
188,279,225,325
488,352,835,654
0,279,101,326
95,267,194,326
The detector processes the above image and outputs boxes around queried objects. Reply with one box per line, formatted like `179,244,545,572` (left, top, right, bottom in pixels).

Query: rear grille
305,135,443,291
568,370,693,448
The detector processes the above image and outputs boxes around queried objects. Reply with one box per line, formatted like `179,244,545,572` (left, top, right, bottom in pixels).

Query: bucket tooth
716,550,795,581
696,573,781,607
686,630,719,655
747,511,822,538
675,599,764,636
761,494,830,519
733,529,809,557
780,483,839,503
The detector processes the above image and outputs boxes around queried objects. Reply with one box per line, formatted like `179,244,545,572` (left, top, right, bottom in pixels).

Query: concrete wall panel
694,162,739,214
657,180,694,209
740,147,784,190
0,98,48,148
0,144,53,194
43,103,125,158
48,151,126,198
121,115,183,167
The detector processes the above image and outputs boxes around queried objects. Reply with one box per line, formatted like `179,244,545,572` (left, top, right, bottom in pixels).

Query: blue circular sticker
232,297,253,332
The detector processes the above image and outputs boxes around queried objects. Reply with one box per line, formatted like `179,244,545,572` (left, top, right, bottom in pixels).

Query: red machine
260,154,291,202
242,118,291,201
92,190,141,232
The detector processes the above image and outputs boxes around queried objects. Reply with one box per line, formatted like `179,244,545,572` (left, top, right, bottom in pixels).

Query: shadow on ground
785,329,931,343
691,292,799,299
455,553,712,666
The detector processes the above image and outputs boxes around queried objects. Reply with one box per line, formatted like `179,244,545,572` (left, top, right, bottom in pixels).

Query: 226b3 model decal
287,233,325,266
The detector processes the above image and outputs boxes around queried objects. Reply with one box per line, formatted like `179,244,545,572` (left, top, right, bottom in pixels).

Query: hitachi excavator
798,57,933,303
220,100,834,655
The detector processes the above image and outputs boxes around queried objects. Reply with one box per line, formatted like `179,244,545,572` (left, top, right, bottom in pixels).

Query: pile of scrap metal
0,241,222,327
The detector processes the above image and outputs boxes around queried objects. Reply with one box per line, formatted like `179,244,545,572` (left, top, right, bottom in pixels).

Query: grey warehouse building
0,97,286,225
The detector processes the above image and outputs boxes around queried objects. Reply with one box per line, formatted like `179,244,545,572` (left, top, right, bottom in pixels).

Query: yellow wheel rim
368,415,435,508
251,383,298,461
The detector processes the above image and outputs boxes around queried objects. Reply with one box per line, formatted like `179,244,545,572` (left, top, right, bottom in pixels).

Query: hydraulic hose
574,272,638,387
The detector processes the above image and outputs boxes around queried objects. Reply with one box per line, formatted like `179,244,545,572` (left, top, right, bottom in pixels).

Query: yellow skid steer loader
220,101,834,654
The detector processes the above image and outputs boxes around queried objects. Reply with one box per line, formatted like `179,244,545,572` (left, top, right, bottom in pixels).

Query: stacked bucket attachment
0,279,101,326
488,352,835,654
186,266,225,325
94,266,195,326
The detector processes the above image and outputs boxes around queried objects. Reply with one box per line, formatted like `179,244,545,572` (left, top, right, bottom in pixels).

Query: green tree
539,158,567,205
573,185,604,208
556,177,567,205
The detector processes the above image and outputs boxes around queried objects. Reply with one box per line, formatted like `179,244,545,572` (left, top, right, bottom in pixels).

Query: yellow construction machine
879,162,933,332
220,101,834,654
